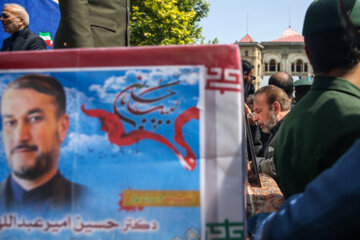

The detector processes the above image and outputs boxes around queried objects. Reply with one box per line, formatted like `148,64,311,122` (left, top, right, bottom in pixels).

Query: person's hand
245,104,256,125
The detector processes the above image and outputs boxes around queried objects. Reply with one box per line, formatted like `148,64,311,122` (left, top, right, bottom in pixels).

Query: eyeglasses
0,13,10,19
0,13,19,20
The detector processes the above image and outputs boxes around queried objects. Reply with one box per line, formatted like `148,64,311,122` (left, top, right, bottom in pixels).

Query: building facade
237,34,264,90
236,27,313,90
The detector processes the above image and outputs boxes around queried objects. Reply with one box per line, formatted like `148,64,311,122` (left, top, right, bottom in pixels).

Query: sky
200,0,314,43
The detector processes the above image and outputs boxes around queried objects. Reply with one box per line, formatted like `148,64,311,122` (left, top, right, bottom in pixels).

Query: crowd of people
245,0,360,239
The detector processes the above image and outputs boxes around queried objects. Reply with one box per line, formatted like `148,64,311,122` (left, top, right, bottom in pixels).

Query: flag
39,32,54,47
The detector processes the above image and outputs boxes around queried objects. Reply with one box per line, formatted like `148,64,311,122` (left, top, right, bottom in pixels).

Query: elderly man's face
1,88,68,180
0,6,22,34
253,93,277,134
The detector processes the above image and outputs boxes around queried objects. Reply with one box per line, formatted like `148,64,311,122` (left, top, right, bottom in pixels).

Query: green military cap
294,78,313,87
303,0,360,36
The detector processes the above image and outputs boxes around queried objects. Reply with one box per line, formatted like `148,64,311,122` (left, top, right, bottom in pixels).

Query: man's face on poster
1,88,68,180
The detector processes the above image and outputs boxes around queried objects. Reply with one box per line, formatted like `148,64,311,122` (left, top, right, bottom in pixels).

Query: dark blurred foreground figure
54,0,129,48
274,0,360,198
0,3,46,51
248,139,360,240
293,78,312,102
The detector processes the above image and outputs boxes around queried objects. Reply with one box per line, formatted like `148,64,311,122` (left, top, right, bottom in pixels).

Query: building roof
272,27,304,42
239,34,255,42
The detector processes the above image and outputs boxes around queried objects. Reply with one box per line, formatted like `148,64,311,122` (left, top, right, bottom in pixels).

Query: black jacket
0,172,85,213
255,120,283,180
1,26,47,51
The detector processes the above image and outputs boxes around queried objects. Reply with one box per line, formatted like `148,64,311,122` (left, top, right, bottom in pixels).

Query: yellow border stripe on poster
122,190,200,207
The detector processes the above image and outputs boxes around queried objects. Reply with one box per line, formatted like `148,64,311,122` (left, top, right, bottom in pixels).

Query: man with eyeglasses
1,3,46,51
242,60,256,101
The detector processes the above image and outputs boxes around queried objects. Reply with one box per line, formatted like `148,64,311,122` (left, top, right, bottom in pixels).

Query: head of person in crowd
253,85,291,134
294,78,312,102
1,74,69,190
303,0,360,88
242,60,255,85
0,3,29,35
246,94,255,112
268,72,294,99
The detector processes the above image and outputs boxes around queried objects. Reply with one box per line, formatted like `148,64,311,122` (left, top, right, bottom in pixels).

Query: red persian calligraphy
81,105,199,170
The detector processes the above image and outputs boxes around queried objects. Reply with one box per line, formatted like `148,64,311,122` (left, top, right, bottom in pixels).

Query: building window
245,50,248,57
269,59,276,72
296,60,303,72
265,63,268,72
258,64,260,77
304,63,308,72
291,63,295,72
277,63,281,72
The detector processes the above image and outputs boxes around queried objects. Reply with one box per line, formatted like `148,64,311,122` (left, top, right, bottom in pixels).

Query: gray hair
255,85,291,111
3,3,30,26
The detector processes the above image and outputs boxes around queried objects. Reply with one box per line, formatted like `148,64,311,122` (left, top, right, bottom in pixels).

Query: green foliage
200,37,219,45
130,0,210,46
210,37,219,44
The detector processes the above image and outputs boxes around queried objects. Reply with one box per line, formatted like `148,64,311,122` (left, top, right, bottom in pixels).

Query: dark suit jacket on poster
1,27,47,51
0,172,85,214
54,0,129,48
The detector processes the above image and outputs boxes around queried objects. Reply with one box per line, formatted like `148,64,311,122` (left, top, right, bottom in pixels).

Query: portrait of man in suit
0,74,84,212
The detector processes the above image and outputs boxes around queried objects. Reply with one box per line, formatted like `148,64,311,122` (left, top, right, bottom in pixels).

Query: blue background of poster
0,0,60,49
0,66,201,239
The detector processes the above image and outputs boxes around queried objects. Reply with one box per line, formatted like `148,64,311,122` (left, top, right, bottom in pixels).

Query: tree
130,0,210,46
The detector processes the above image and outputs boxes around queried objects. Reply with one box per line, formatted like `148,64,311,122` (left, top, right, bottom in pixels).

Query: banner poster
0,45,246,240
